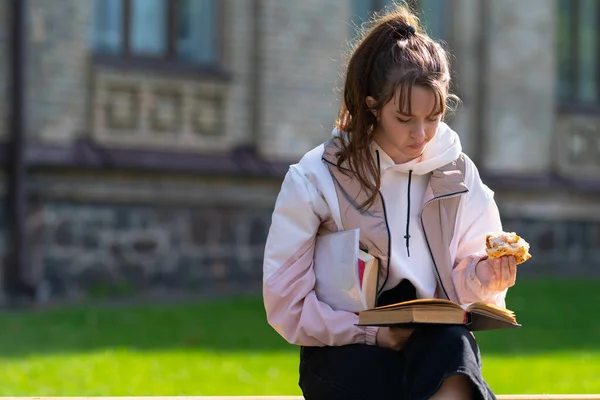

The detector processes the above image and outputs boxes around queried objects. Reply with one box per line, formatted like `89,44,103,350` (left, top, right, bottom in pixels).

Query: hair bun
392,24,416,40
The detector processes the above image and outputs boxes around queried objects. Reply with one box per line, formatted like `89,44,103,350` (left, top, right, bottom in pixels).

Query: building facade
0,0,598,305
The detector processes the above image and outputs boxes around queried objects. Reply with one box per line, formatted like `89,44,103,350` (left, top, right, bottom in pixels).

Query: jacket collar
322,137,347,169
322,138,469,204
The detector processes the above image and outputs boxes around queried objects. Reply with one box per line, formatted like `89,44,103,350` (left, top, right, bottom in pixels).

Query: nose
410,123,426,140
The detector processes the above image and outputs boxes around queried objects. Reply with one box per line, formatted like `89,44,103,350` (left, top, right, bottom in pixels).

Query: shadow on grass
0,278,599,359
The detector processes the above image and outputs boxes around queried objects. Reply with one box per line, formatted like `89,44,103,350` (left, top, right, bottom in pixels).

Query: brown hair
335,2,458,210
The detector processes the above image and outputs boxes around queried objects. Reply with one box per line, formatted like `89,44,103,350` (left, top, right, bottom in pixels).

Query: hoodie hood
331,122,462,176
372,122,462,175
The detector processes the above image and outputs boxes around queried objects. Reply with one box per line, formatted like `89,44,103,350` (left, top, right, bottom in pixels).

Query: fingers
503,256,512,289
508,255,517,287
492,258,503,290
493,256,517,290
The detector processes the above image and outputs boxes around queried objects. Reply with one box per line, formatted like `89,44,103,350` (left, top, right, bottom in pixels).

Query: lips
410,141,426,149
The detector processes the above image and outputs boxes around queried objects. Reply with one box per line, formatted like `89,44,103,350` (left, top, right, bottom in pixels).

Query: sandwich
485,232,532,265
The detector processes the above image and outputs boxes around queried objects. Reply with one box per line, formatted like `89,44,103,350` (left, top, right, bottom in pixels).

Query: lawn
0,279,598,396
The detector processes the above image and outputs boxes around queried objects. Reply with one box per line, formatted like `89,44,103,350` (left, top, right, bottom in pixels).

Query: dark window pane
557,0,572,102
350,0,373,33
419,0,447,40
92,0,123,54
381,0,398,10
351,0,448,40
177,0,217,64
130,0,168,56
577,0,598,103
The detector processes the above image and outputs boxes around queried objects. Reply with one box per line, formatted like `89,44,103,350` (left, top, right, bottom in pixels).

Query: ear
365,96,378,118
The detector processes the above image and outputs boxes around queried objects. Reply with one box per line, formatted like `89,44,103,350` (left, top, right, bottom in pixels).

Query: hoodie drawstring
404,170,413,257
376,149,412,257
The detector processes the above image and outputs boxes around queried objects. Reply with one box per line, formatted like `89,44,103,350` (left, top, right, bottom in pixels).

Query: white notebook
313,229,379,312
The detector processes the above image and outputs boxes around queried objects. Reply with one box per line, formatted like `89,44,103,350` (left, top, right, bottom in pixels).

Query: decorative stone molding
104,84,141,131
555,114,600,179
148,88,183,133
91,67,228,152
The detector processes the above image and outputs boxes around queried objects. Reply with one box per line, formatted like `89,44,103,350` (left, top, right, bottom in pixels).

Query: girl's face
366,85,441,165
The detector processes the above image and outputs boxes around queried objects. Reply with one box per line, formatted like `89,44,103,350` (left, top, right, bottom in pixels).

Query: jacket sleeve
451,157,507,307
262,166,379,347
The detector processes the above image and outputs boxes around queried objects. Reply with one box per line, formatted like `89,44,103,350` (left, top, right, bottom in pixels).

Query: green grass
0,279,599,396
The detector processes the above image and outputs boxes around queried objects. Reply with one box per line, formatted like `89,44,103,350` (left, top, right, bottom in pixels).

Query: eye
397,117,411,123
427,116,441,123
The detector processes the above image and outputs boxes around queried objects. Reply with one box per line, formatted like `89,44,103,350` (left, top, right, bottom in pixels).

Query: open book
357,298,521,331
313,229,380,312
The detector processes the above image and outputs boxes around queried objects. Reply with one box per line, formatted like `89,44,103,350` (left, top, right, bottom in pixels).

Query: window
350,0,449,40
417,0,448,41
92,0,219,66
557,0,600,108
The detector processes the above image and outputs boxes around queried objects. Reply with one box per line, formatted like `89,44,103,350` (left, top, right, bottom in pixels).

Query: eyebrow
396,110,442,117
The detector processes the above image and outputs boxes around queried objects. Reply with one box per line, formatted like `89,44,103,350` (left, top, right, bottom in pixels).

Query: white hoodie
369,123,462,298
263,122,505,347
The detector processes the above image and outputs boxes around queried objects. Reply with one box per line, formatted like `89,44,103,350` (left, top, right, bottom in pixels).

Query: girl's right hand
375,326,414,351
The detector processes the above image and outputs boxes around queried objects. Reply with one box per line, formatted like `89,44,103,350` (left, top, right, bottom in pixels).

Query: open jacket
263,123,506,347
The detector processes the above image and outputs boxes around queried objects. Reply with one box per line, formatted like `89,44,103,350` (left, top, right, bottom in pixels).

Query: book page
373,298,463,311
359,250,379,310
467,302,517,324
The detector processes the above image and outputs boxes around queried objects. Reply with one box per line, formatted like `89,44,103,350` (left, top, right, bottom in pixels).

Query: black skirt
298,280,496,400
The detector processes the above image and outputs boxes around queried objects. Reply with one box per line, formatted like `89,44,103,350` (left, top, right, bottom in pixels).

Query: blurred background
0,0,599,396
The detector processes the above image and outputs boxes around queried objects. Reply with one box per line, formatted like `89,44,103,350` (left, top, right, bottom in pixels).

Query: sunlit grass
0,279,598,395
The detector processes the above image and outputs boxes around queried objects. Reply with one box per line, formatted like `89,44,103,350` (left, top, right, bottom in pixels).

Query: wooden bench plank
4,396,600,400
498,397,600,400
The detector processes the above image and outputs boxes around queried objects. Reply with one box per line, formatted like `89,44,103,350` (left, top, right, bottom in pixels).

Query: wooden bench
3,396,600,399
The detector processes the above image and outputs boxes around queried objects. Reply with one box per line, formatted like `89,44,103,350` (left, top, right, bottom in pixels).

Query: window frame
557,0,600,114
92,0,225,76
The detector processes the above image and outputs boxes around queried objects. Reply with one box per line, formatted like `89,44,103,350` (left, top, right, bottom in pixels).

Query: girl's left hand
475,255,517,292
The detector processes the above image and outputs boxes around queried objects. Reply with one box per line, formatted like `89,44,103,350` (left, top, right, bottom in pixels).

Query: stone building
0,0,598,304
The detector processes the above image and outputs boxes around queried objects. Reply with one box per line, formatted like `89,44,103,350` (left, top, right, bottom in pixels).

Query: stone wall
0,175,595,305
0,171,281,302
0,176,597,305
502,217,600,278
1,198,597,304
495,189,600,277
27,200,272,300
